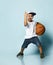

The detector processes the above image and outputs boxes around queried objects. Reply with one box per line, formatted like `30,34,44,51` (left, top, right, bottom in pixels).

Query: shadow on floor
17,56,25,65
17,55,47,65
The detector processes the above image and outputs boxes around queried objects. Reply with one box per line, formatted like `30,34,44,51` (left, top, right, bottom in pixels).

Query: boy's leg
31,37,44,58
36,37,44,58
38,45,43,54
16,48,24,57
17,39,30,57
38,45,44,58
20,48,24,53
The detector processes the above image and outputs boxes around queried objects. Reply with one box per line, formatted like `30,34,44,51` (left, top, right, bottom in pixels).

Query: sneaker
40,53,45,59
16,52,24,57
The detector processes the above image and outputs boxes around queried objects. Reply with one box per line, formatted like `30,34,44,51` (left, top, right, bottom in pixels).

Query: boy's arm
24,12,28,26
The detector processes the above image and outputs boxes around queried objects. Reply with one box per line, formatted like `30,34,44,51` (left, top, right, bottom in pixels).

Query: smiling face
27,14,34,22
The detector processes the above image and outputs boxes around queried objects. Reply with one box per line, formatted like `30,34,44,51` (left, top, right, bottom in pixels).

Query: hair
28,12,36,16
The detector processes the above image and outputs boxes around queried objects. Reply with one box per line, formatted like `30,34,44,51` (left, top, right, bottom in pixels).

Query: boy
17,12,44,58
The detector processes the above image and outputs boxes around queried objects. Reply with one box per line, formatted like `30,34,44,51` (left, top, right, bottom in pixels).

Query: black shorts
22,36,41,48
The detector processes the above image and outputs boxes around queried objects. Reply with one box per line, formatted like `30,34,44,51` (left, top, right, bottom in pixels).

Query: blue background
0,0,53,65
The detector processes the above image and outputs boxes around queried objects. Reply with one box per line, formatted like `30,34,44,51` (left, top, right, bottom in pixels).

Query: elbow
24,24,27,26
24,22,27,26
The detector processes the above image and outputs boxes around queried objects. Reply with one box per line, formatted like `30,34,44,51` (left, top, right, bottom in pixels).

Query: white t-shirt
25,21,38,39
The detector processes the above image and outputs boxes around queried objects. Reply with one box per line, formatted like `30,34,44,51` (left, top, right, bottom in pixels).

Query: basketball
36,22,45,36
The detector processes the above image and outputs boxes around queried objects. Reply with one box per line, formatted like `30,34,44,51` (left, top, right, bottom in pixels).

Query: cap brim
28,12,36,16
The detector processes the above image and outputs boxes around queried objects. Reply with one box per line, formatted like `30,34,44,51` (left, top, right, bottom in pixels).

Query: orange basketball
36,22,45,36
